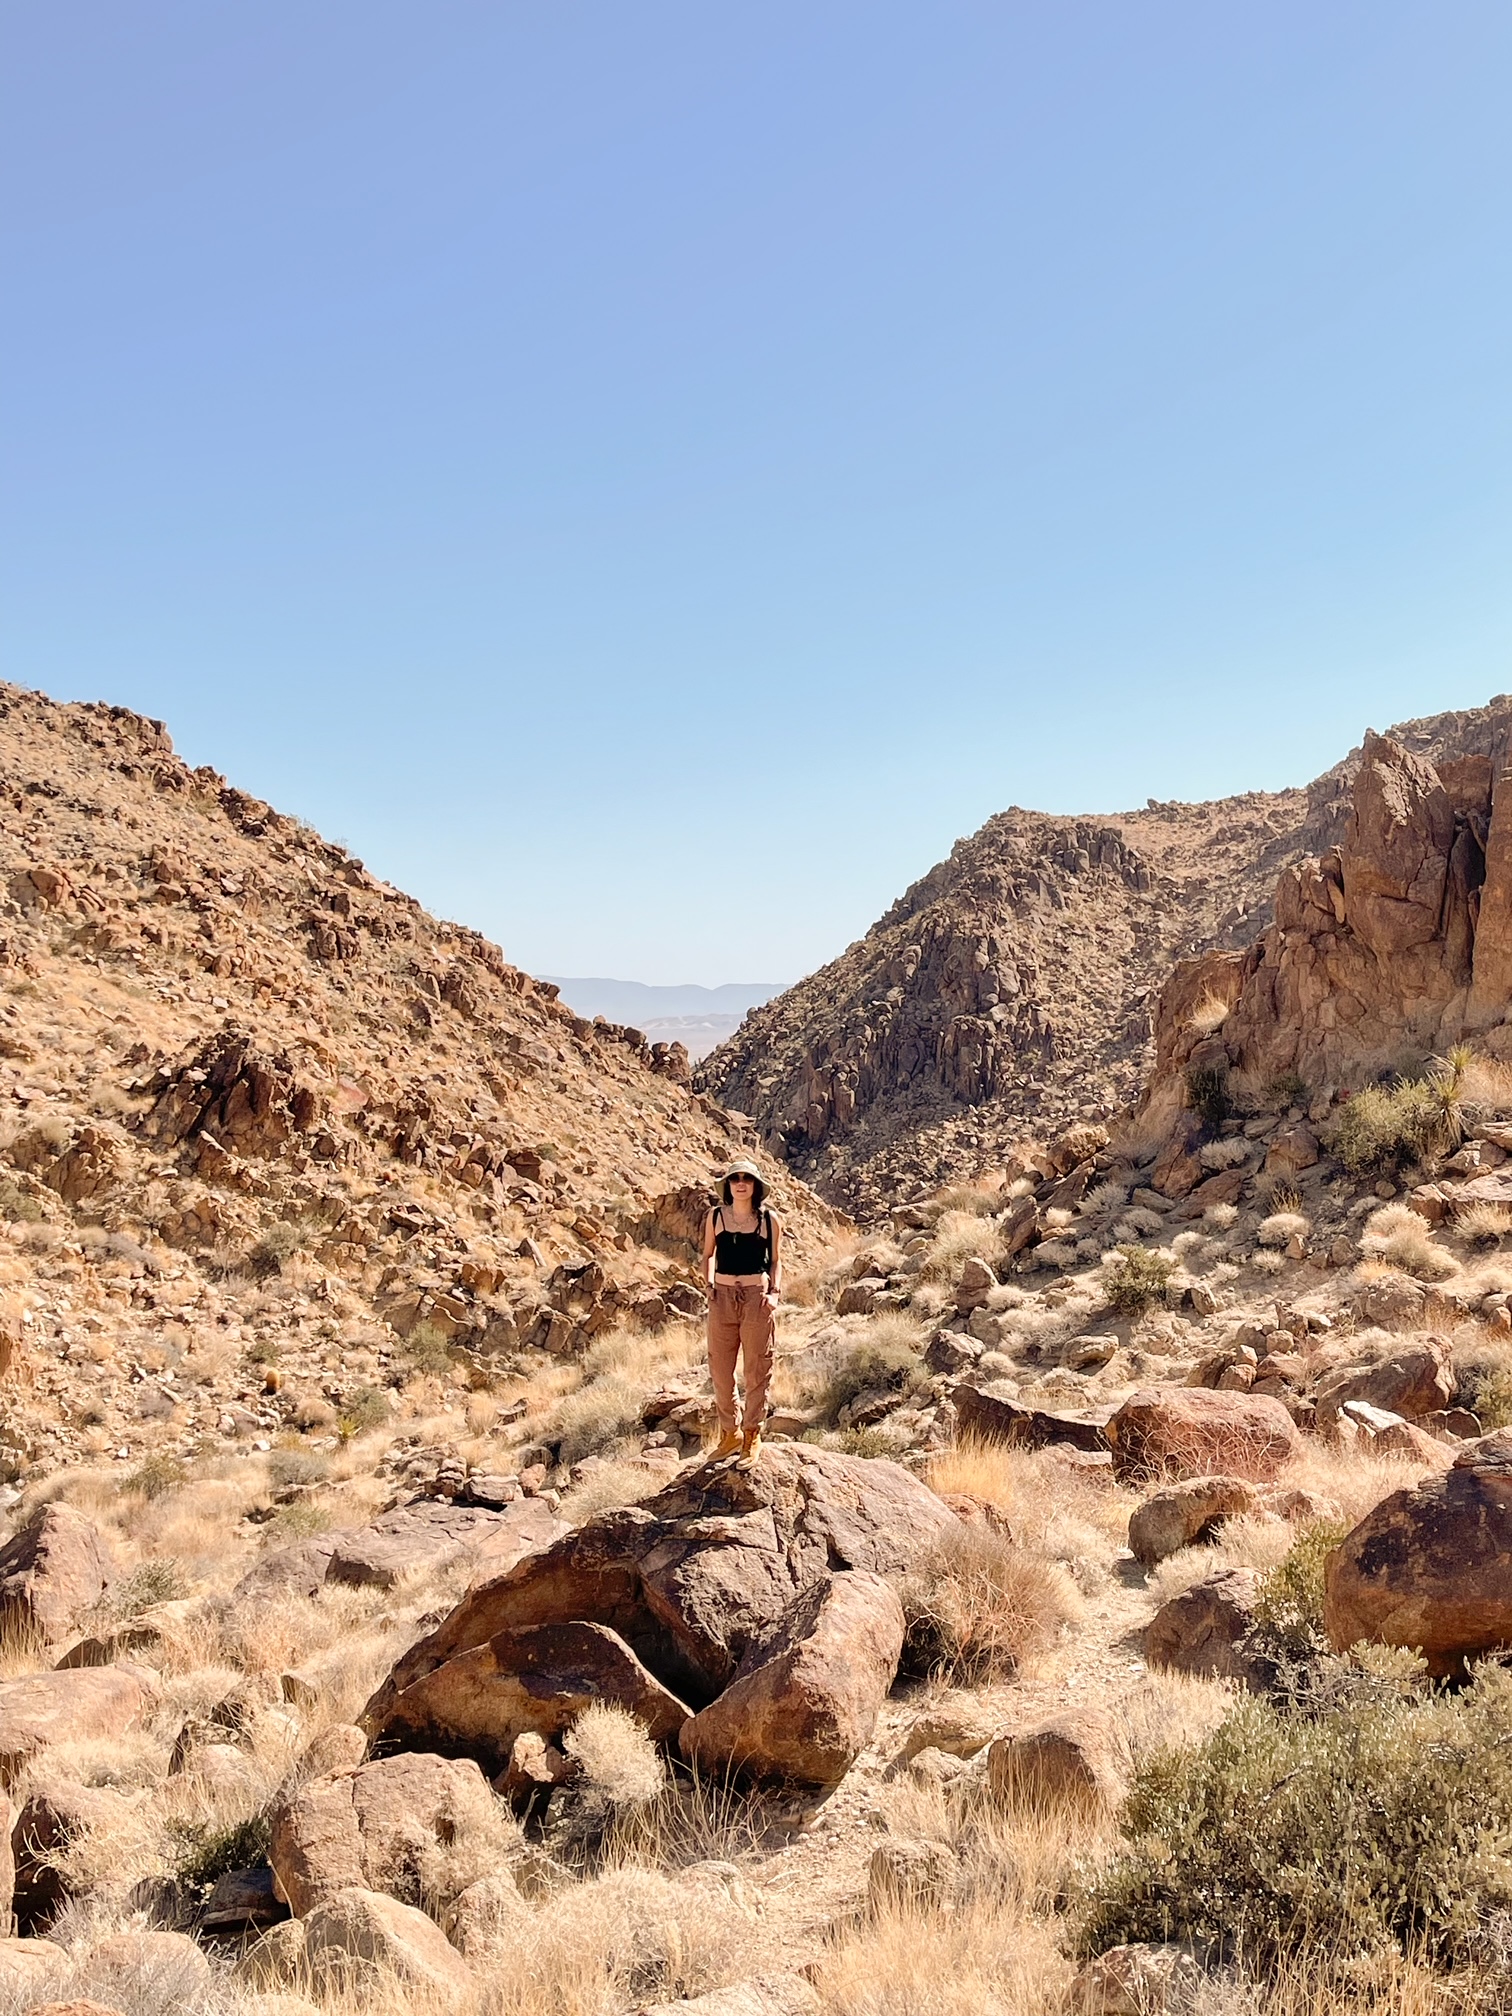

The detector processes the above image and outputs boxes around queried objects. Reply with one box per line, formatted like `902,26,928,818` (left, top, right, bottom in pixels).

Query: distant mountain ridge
544,978,786,1023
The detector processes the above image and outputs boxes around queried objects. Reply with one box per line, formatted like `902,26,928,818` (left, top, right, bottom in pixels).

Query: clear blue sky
5,4,1512,985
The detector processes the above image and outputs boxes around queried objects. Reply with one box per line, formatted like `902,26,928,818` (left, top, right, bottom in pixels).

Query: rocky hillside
700,695,1512,1215
0,682,840,1484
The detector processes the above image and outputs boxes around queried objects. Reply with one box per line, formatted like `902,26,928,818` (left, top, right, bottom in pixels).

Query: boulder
0,1668,154,1791
441,1871,531,1957
1264,1124,1320,1177
986,1710,1124,1815
199,1863,288,1934
1324,1428,1512,1674
493,1729,577,1810
327,1498,565,1590
12,1780,129,1932
678,1570,904,1787
1105,1388,1299,1484
1145,1570,1270,1689
954,1257,999,1314
370,1621,690,1777
867,1836,957,1911
0,1940,64,1994
925,1330,982,1375
77,1931,210,2002
300,1887,474,2007
269,1751,498,1916
364,1447,958,1747
1312,1338,1456,1428
954,1382,1114,1452
1334,1401,1450,1464
1068,1942,1209,2015
0,1507,115,1643
1127,1476,1258,1569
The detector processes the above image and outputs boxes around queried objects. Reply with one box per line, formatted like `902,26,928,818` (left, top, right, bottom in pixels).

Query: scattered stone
954,1382,1114,1452
1106,1388,1299,1483
0,1507,115,1644
634,1979,820,2016
1312,1337,1455,1428
1127,1476,1258,1569
1145,1570,1271,1689
986,1710,1125,1815
954,1257,999,1314
868,1836,957,1911
441,1871,531,1958
300,1887,475,2007
1068,1941,1209,2015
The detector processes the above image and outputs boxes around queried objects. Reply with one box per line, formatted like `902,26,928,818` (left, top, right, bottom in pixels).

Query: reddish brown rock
0,1668,155,1792
986,1709,1125,1814
1312,1337,1455,1429
1325,1428,1512,1674
678,1570,904,1787
1127,1476,1258,1569
371,1621,690,1777
363,1446,957,1745
300,1887,474,2007
269,1751,497,1916
1145,1570,1271,1689
1106,1388,1299,1484
953,1383,1114,1452
0,1507,115,1644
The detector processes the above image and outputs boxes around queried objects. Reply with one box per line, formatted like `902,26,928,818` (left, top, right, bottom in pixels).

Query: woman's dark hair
720,1170,768,1210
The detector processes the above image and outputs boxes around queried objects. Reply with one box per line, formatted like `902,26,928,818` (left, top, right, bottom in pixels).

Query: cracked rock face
362,1444,960,1768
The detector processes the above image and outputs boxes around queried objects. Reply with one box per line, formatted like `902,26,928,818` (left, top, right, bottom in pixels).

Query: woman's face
728,1173,756,1206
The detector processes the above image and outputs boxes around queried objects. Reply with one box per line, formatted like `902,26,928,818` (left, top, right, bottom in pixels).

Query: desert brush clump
1101,1244,1175,1316
550,1703,666,1856
820,1325,928,1420
1256,1210,1310,1249
1077,1662,1512,1979
1185,1061,1230,1132
1359,1202,1460,1282
1331,1056,1467,1178
899,1520,1080,1683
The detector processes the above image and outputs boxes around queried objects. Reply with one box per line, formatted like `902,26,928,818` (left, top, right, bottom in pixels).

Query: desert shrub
0,1177,43,1223
1256,1211,1309,1250
265,1448,331,1489
249,1218,303,1278
1081,1180,1128,1219
833,1421,915,1459
899,1521,1079,1684
820,1332,928,1421
1458,1202,1512,1246
1102,1245,1174,1316
1185,1062,1229,1132
915,1211,1001,1282
931,1183,1002,1219
98,1557,190,1621
403,1318,456,1376
244,1334,279,1366
338,1383,392,1438
1204,1202,1240,1231
1332,1070,1463,1178
1359,1202,1460,1282
1250,1520,1352,1661
546,1372,644,1466
1198,1136,1249,1172
123,1454,188,1501
550,1704,666,1856
172,1813,271,1903
1077,1664,1512,1976
1454,1342,1512,1428
1187,995,1231,1037
1261,1070,1310,1112
268,1499,331,1539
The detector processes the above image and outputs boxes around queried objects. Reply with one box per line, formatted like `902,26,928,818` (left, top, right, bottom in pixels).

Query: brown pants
708,1282,774,1435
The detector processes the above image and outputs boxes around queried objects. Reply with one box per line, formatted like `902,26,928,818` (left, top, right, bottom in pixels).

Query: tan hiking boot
738,1430,763,1467
710,1429,741,1461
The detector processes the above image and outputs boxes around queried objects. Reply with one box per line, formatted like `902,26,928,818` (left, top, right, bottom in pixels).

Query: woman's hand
764,1290,780,1312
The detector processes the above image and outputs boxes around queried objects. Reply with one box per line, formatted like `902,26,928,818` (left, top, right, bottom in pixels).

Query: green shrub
266,1448,330,1489
1331,1070,1464,1177
245,1335,280,1367
172,1814,271,1902
1077,1666,1512,1975
1185,1062,1230,1131
250,1219,303,1278
1261,1071,1310,1113
820,1335,928,1421
338,1384,392,1438
1251,1520,1351,1660
124,1454,188,1501
403,1319,456,1376
1460,1357,1512,1431
1102,1245,1174,1317
268,1498,332,1539
100,1557,190,1620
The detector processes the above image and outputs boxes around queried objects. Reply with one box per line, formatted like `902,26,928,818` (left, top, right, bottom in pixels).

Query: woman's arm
767,1215,783,1301
700,1209,717,1291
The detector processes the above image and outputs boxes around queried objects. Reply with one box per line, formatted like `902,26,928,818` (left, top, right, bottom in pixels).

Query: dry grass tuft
1257,1210,1310,1249
1359,1203,1460,1282
900,1519,1082,1683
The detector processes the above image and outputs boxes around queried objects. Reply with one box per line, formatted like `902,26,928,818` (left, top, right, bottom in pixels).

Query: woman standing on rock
701,1160,782,1464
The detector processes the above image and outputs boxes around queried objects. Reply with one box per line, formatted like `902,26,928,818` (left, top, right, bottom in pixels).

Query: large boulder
371,1621,690,1776
0,1668,155,1791
0,1507,115,1643
297,1887,474,2007
1325,1428,1512,1674
327,1499,565,1590
1128,1476,1258,1568
1106,1388,1299,1484
363,1447,959,1750
1312,1338,1456,1429
954,1382,1114,1452
1145,1570,1271,1689
269,1751,499,1916
678,1570,904,1787
986,1710,1125,1815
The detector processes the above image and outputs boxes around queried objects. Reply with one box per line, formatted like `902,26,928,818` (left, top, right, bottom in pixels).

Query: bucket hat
721,1159,764,1183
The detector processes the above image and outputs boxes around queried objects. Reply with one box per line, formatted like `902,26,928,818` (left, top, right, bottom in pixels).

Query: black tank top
714,1207,772,1275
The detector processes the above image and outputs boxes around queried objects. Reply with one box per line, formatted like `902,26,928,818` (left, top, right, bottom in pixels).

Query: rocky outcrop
678,1570,905,1787
1311,1338,1456,1429
363,1447,960,1775
268,1752,499,1916
1106,1389,1300,1483
1147,712,1512,1111
1324,1428,1512,1674
0,1508,115,1644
